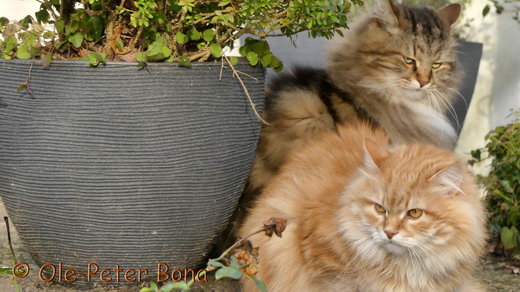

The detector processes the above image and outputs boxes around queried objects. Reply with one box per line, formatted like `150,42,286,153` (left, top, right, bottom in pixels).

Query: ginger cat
240,123,487,292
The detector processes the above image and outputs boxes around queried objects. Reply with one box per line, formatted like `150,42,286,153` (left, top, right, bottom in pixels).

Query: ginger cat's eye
431,62,442,69
407,209,423,218
375,204,386,214
403,56,415,65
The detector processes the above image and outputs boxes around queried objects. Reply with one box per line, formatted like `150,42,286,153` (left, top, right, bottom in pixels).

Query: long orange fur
240,123,487,292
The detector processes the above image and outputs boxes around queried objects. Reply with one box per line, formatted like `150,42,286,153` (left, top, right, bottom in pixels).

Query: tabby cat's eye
407,209,424,218
403,56,415,65
431,62,442,69
375,204,386,214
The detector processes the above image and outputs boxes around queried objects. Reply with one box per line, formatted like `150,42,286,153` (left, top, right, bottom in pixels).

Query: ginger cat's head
338,141,486,272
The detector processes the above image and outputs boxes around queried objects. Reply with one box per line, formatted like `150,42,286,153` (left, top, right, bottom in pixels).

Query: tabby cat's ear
377,0,400,25
437,3,461,26
428,163,464,195
363,138,389,172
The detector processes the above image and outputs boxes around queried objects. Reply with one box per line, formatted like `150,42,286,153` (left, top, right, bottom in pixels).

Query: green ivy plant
0,0,360,68
469,110,520,258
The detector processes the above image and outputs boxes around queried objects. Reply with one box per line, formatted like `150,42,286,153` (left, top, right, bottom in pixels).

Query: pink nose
418,79,429,87
385,230,398,240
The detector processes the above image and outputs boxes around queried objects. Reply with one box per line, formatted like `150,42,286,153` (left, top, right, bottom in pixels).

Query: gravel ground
1,200,519,292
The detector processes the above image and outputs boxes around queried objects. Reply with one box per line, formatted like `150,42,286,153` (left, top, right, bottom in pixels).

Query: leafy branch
0,0,360,68
469,109,520,258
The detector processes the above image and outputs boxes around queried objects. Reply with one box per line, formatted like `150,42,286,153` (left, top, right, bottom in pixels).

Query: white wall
456,0,520,173
0,0,40,20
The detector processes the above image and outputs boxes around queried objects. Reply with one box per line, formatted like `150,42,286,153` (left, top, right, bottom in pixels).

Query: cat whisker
427,91,442,113
433,89,460,131
438,84,468,107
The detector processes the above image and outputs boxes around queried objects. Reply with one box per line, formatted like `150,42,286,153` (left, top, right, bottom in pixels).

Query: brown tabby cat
249,0,463,195
240,123,487,292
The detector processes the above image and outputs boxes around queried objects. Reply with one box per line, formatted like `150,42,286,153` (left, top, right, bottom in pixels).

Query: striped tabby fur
249,0,463,195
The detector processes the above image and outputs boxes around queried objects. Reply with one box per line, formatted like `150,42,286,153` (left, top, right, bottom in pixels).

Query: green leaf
99,52,107,63
178,60,192,68
218,0,230,7
42,54,53,68
87,52,100,67
161,46,171,58
89,15,104,40
116,37,124,51
250,40,269,55
136,52,147,65
229,256,241,269
55,20,65,34
56,40,68,49
246,52,258,66
215,266,243,280
270,55,283,72
65,21,79,36
35,10,50,23
501,226,517,250
43,31,55,39
160,281,192,292
20,15,32,29
238,45,249,57
68,33,84,48
207,259,224,268
189,29,201,41
16,47,32,60
470,149,481,161
483,5,491,17
230,56,238,66
0,17,8,27
1,54,12,60
509,206,520,224
203,29,215,42
210,43,222,58
260,53,272,67
139,289,154,292
0,267,12,275
176,31,188,45
249,275,267,292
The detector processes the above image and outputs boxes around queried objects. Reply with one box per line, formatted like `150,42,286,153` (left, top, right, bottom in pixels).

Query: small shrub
470,110,520,258
0,0,361,68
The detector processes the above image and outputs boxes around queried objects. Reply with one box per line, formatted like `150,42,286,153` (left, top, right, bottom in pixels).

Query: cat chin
384,242,407,255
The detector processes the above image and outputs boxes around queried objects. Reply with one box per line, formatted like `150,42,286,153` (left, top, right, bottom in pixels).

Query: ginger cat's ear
428,163,464,195
437,3,461,26
363,138,389,172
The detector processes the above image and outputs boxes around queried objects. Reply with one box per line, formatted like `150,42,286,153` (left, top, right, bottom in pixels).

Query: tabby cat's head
337,141,486,272
329,0,462,104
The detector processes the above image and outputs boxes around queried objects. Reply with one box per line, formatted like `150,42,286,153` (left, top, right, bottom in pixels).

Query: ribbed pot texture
0,60,264,286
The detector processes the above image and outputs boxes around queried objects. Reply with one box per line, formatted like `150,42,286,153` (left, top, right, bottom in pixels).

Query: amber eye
431,62,442,69
403,56,415,65
375,204,386,214
407,209,424,218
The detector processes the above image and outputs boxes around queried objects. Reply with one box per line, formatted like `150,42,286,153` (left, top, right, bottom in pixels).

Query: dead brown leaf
263,217,287,238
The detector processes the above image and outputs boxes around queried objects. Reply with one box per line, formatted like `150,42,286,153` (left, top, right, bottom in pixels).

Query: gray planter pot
0,60,264,286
